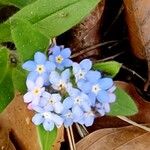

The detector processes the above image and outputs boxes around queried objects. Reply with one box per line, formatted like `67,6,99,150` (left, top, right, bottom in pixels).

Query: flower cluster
22,45,116,131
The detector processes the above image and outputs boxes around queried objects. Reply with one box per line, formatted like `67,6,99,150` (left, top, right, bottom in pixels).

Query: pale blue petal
64,118,73,127
84,115,94,127
49,55,55,62
63,97,74,109
99,78,113,90
27,71,38,81
108,93,116,103
77,81,91,93
44,104,53,112
56,64,64,70
61,69,70,81
97,90,109,102
72,63,80,74
88,93,96,106
50,45,60,56
32,106,44,113
41,72,49,83
81,101,91,112
104,103,110,113
63,59,72,67
53,114,63,127
22,61,36,71
43,120,55,131
49,71,60,84
23,92,33,103
39,97,47,107
54,102,63,113
80,59,92,71
45,61,56,72
61,48,71,58
34,52,46,64
32,114,44,125
72,106,83,121
86,71,101,83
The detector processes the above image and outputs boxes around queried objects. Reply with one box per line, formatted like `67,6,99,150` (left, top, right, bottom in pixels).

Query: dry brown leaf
76,125,150,150
0,93,64,150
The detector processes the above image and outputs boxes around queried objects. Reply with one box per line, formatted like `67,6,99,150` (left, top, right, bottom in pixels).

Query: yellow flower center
36,65,45,74
33,88,40,95
56,55,63,64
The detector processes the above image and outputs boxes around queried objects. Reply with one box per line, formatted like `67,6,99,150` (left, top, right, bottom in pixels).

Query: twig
117,116,150,132
94,51,125,63
69,126,76,150
66,127,74,150
122,65,146,82
71,40,119,58
81,124,89,135
104,4,124,36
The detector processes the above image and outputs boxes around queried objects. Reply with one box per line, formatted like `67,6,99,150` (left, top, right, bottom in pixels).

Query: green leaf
93,61,122,77
12,66,27,93
0,47,9,83
108,87,138,116
37,125,57,150
0,69,14,112
0,0,37,8
10,19,49,62
33,0,101,38
0,23,12,43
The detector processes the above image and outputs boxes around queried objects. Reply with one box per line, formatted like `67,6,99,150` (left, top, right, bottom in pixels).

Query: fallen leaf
76,125,150,150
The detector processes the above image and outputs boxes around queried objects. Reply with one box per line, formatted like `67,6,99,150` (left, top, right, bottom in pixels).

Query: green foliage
0,69,14,112
93,61,122,77
10,19,49,61
108,87,138,116
0,0,37,8
12,67,27,93
37,125,57,150
0,47,9,83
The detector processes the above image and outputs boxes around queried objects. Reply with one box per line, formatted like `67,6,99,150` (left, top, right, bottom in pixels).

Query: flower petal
52,114,63,127
43,120,55,131
97,90,109,102
86,71,101,83
34,52,46,64
72,62,80,74
99,78,113,90
26,79,35,90
63,97,74,109
35,77,44,87
63,59,72,67
32,113,44,125
61,48,71,58
49,71,60,84
45,61,56,72
84,115,94,127
54,102,64,114
22,61,36,71
23,92,33,103
77,81,91,93
27,71,38,81
50,45,61,56
61,69,70,81
108,93,116,103
80,59,92,71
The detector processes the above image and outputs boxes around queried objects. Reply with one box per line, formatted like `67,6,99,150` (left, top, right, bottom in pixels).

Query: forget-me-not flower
77,71,114,105
40,92,64,114
49,45,72,70
49,69,72,93
32,110,63,131
22,52,56,84
23,77,45,106
73,59,92,82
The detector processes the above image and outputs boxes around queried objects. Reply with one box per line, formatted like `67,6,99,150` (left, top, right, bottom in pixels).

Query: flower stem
117,116,150,132
66,127,74,150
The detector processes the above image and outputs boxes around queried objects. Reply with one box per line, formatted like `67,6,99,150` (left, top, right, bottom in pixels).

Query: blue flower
49,45,72,70
72,59,92,82
61,109,75,127
78,110,95,127
63,88,91,112
23,77,45,106
32,106,63,131
49,69,72,92
40,92,63,114
77,71,114,105
22,51,56,85
95,102,110,116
